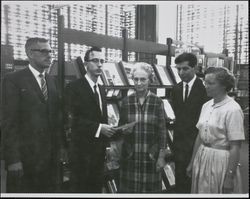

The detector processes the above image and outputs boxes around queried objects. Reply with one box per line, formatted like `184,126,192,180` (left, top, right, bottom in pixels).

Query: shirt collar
183,74,196,88
28,64,45,77
212,95,232,108
85,73,97,89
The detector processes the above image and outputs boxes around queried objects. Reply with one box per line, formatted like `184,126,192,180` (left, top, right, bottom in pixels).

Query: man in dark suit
64,46,116,193
2,37,64,193
171,53,208,193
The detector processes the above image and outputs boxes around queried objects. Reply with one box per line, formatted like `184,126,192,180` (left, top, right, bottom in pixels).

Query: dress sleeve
226,106,245,141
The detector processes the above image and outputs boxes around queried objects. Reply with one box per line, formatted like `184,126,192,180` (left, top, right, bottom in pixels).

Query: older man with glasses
2,37,64,192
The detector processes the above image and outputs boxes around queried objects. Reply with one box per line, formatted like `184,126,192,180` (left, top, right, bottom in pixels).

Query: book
162,99,175,120
171,66,182,84
102,62,127,86
152,64,173,86
106,89,114,98
162,163,175,188
107,103,120,127
207,57,224,68
118,61,135,85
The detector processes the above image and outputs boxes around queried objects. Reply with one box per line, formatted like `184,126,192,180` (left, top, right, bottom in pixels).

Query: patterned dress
118,91,167,193
191,96,245,193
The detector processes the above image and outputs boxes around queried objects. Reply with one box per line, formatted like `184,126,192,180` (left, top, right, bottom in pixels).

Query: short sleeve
226,107,245,141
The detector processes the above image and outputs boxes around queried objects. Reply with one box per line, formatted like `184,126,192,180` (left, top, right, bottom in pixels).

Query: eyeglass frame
88,58,105,64
30,49,54,55
133,77,149,83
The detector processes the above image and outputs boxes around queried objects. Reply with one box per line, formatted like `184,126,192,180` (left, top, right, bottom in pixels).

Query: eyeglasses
31,49,53,55
88,58,104,64
133,77,148,83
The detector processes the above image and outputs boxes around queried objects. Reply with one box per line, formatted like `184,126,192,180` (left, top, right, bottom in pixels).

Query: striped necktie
39,73,48,100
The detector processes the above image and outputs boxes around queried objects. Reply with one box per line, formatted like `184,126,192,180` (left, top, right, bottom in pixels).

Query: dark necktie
184,83,189,102
94,84,100,108
39,73,48,100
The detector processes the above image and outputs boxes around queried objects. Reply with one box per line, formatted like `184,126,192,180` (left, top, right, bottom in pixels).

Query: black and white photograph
0,0,248,198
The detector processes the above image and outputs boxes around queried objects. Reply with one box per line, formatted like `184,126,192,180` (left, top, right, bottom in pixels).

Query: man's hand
100,124,116,138
7,162,24,178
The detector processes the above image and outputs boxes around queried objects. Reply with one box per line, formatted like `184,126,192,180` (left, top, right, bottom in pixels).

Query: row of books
48,58,182,87
101,61,181,87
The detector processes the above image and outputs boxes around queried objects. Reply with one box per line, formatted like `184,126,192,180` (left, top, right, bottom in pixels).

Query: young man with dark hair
65,46,115,193
171,52,209,193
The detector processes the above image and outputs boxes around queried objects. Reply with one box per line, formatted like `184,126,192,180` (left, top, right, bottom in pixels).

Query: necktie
184,83,189,102
93,84,100,108
39,73,48,100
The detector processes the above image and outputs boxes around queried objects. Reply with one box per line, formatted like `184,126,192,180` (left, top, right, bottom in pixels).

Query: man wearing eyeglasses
2,37,64,192
64,46,116,193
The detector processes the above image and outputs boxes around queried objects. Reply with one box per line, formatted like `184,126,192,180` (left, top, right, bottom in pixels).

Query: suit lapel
186,78,199,103
81,78,102,115
25,68,46,103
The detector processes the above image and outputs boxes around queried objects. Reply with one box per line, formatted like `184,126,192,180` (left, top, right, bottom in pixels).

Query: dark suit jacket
172,77,208,161
64,77,108,168
2,67,62,174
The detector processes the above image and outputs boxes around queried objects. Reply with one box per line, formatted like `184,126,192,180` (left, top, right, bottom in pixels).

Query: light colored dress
191,95,245,193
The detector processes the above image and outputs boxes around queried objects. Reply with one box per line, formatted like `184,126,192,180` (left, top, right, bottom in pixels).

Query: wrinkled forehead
89,50,104,60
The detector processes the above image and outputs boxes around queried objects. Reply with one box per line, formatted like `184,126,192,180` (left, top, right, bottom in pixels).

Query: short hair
174,53,197,68
25,37,48,54
131,62,154,83
204,67,235,92
84,46,102,62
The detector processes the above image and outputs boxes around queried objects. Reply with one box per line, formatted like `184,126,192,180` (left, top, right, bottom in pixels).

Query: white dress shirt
28,64,46,90
85,74,103,138
183,75,197,101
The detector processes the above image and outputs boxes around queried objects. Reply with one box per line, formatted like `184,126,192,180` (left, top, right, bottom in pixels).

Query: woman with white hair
117,63,169,193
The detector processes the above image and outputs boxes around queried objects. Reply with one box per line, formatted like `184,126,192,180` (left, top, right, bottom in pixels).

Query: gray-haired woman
187,67,245,193
118,63,170,193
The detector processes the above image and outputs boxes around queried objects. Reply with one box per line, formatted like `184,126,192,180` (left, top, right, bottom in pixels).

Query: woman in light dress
186,67,245,193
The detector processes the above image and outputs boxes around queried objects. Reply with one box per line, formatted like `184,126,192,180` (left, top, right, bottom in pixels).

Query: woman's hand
186,163,192,178
223,173,234,193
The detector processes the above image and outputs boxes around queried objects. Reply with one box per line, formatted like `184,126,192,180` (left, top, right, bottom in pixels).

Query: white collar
85,73,98,89
28,64,45,77
183,74,196,88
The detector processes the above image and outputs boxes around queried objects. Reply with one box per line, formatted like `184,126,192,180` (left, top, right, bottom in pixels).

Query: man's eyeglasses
31,49,53,55
88,58,105,64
